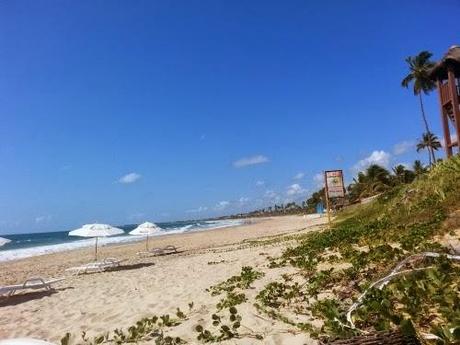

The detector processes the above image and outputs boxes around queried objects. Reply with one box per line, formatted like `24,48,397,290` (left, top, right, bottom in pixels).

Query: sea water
0,219,244,262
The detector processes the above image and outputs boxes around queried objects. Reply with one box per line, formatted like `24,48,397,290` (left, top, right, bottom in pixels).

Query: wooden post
447,68,460,154
324,171,331,226
437,80,453,157
95,237,98,261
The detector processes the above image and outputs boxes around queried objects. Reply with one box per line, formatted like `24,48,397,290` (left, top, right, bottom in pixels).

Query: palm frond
401,74,414,88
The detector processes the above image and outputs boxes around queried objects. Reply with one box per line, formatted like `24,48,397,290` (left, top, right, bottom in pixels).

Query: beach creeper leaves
216,291,247,310
208,266,264,296
60,333,70,345
194,307,245,343
63,310,186,344
207,266,263,312
176,308,186,319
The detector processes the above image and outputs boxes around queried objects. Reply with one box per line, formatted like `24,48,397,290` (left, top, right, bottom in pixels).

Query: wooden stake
95,237,98,261
324,171,331,226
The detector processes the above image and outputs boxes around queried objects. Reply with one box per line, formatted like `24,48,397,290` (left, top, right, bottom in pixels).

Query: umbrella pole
95,237,98,261
146,235,149,251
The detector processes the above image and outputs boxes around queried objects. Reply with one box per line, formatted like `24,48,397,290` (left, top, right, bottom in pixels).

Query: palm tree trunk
427,149,432,166
419,94,436,164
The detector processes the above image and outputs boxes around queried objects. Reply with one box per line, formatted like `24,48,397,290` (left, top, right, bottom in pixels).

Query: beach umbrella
0,237,11,247
129,222,162,250
69,223,124,260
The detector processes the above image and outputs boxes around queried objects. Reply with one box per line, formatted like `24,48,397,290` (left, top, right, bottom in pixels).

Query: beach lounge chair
0,277,65,297
137,245,178,258
66,257,125,275
163,245,178,253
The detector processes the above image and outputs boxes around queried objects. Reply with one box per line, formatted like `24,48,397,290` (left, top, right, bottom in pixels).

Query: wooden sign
324,170,345,198
323,169,345,225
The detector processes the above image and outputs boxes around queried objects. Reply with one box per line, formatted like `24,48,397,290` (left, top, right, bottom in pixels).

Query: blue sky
0,1,459,234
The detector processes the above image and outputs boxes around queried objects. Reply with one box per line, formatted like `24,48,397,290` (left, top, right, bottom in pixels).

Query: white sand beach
0,215,327,344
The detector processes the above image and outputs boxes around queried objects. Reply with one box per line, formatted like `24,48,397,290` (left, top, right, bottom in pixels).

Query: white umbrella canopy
0,237,11,247
129,222,162,250
69,224,125,260
69,223,125,237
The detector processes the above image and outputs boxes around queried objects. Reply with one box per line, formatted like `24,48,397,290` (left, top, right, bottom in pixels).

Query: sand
0,215,328,344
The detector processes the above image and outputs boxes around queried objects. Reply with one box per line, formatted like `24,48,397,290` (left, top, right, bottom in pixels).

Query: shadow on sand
139,250,185,258
110,262,156,272
0,287,74,307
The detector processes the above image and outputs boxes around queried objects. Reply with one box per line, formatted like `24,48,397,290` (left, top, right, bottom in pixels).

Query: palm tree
348,164,392,201
392,164,415,184
366,164,391,185
401,51,436,162
416,132,442,166
412,160,427,177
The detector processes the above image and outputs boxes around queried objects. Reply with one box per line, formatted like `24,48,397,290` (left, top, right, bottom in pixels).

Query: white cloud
265,190,277,198
393,140,415,155
264,189,281,204
293,172,305,180
186,206,208,213
239,197,250,204
353,150,391,172
255,180,265,186
118,172,141,184
215,201,230,210
35,215,52,224
313,173,324,188
286,183,307,196
233,155,269,168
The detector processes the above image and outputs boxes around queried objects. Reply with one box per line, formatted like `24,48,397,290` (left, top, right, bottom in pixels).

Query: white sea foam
0,219,245,262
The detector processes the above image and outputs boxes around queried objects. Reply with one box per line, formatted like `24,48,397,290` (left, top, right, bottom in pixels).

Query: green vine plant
207,266,264,295
191,266,266,342
207,266,264,310
60,306,191,345
194,306,263,343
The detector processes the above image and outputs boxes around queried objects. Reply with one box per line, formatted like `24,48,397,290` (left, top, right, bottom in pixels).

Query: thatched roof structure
429,45,460,80
323,330,422,345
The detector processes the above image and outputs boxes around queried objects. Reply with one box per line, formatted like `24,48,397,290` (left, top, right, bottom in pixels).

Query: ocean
0,219,244,262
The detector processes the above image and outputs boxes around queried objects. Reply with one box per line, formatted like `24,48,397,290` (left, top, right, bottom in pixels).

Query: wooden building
429,45,460,157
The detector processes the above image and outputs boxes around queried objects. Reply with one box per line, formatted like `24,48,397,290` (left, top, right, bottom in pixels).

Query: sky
0,0,459,234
